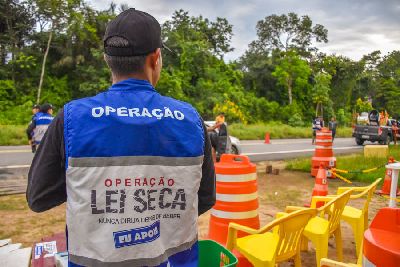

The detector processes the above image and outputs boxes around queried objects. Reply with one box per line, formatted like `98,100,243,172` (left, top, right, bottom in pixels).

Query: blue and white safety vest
64,79,205,266
33,112,54,145
312,119,322,131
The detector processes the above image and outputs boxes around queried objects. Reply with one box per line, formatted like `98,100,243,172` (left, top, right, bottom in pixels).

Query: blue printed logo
113,221,160,248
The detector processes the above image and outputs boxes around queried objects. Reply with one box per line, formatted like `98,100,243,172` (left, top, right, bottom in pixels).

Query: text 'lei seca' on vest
92,106,185,120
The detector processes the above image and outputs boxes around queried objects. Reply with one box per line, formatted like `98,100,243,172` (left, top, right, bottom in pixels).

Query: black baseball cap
32,104,40,109
40,103,54,113
104,8,170,56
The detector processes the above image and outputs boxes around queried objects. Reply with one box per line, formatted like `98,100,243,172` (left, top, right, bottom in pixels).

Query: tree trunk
37,29,53,104
5,13,16,82
315,102,323,117
287,77,293,105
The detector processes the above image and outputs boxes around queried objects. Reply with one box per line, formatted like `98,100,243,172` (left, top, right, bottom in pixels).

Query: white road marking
240,141,310,146
240,140,352,146
242,146,361,156
0,150,31,154
0,165,30,169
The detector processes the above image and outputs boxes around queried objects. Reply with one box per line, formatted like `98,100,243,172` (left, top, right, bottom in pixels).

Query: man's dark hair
40,103,53,113
104,36,147,76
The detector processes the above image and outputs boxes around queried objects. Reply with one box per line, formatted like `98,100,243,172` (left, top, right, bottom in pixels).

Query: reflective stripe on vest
64,78,204,267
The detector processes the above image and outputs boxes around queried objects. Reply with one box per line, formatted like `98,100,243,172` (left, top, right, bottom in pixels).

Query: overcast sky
88,0,400,61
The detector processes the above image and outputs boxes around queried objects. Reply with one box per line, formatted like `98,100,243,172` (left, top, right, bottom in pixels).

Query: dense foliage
1,0,400,126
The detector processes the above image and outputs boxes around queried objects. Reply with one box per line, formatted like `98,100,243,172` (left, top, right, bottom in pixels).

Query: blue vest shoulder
34,112,54,125
64,88,204,159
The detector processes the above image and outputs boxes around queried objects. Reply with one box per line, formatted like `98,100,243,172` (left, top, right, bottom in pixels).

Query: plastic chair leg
251,258,275,267
294,250,302,267
300,236,308,251
353,220,365,257
310,234,329,267
334,227,343,261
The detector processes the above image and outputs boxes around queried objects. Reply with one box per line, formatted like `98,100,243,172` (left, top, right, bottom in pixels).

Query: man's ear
148,48,161,70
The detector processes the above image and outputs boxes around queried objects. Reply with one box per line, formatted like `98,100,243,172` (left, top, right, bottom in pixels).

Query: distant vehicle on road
353,110,397,145
204,121,241,156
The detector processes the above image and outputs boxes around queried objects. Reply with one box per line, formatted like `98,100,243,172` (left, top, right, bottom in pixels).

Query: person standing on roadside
26,104,40,152
329,117,338,141
312,116,323,144
26,103,54,151
27,9,215,267
392,119,398,145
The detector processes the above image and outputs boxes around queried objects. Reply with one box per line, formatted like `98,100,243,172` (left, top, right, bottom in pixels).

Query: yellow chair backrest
336,178,381,218
314,190,352,234
275,209,318,261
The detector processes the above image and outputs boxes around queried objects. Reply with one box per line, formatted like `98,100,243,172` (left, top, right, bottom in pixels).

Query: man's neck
112,73,152,85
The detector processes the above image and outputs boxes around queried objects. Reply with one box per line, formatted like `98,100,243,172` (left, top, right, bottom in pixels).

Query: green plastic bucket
198,240,238,267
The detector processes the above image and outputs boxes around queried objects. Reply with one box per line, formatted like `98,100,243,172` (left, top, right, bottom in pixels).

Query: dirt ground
199,161,387,266
0,161,387,266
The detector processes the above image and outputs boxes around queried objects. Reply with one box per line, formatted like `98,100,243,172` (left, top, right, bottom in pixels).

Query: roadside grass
0,123,353,145
0,194,65,246
0,125,26,145
230,122,352,140
286,145,400,183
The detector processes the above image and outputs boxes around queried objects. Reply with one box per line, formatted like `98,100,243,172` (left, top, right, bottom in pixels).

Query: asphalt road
0,137,362,169
240,137,362,162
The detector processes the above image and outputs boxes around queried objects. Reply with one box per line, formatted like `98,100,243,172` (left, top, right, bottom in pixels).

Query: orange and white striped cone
377,157,400,196
208,155,259,244
311,128,336,178
305,164,328,208
208,154,259,267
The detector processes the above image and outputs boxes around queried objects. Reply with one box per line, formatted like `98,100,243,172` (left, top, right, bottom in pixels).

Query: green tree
272,50,311,105
249,12,328,56
162,9,233,59
32,0,81,103
311,72,332,117
375,51,400,116
0,0,35,80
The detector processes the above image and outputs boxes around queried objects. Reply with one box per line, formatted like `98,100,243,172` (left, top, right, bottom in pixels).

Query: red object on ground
31,232,67,267
208,154,260,267
305,164,328,208
376,157,400,196
311,128,336,178
264,132,270,144
363,207,400,266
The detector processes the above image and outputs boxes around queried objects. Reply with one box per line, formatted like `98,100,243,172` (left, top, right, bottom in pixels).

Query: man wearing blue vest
27,9,215,267
26,103,54,151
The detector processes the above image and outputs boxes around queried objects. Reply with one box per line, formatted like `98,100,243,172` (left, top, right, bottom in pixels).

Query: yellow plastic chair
333,178,381,256
285,190,353,267
226,208,317,267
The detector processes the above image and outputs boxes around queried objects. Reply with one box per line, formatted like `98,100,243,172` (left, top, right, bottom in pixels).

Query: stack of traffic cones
311,128,336,178
306,164,328,208
209,154,259,267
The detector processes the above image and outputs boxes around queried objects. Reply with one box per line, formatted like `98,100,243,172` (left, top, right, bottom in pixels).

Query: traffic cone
208,154,259,267
208,155,260,244
305,164,328,208
376,157,400,196
311,128,336,178
264,132,270,144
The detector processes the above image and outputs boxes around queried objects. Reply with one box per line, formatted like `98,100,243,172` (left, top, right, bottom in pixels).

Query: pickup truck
352,110,398,145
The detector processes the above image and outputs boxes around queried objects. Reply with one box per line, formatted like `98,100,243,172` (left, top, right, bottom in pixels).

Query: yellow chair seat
227,209,317,267
333,178,382,256
341,206,362,220
304,216,329,236
286,190,353,267
236,232,279,263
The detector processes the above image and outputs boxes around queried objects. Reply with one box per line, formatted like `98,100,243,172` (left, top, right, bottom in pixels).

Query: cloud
88,0,400,61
